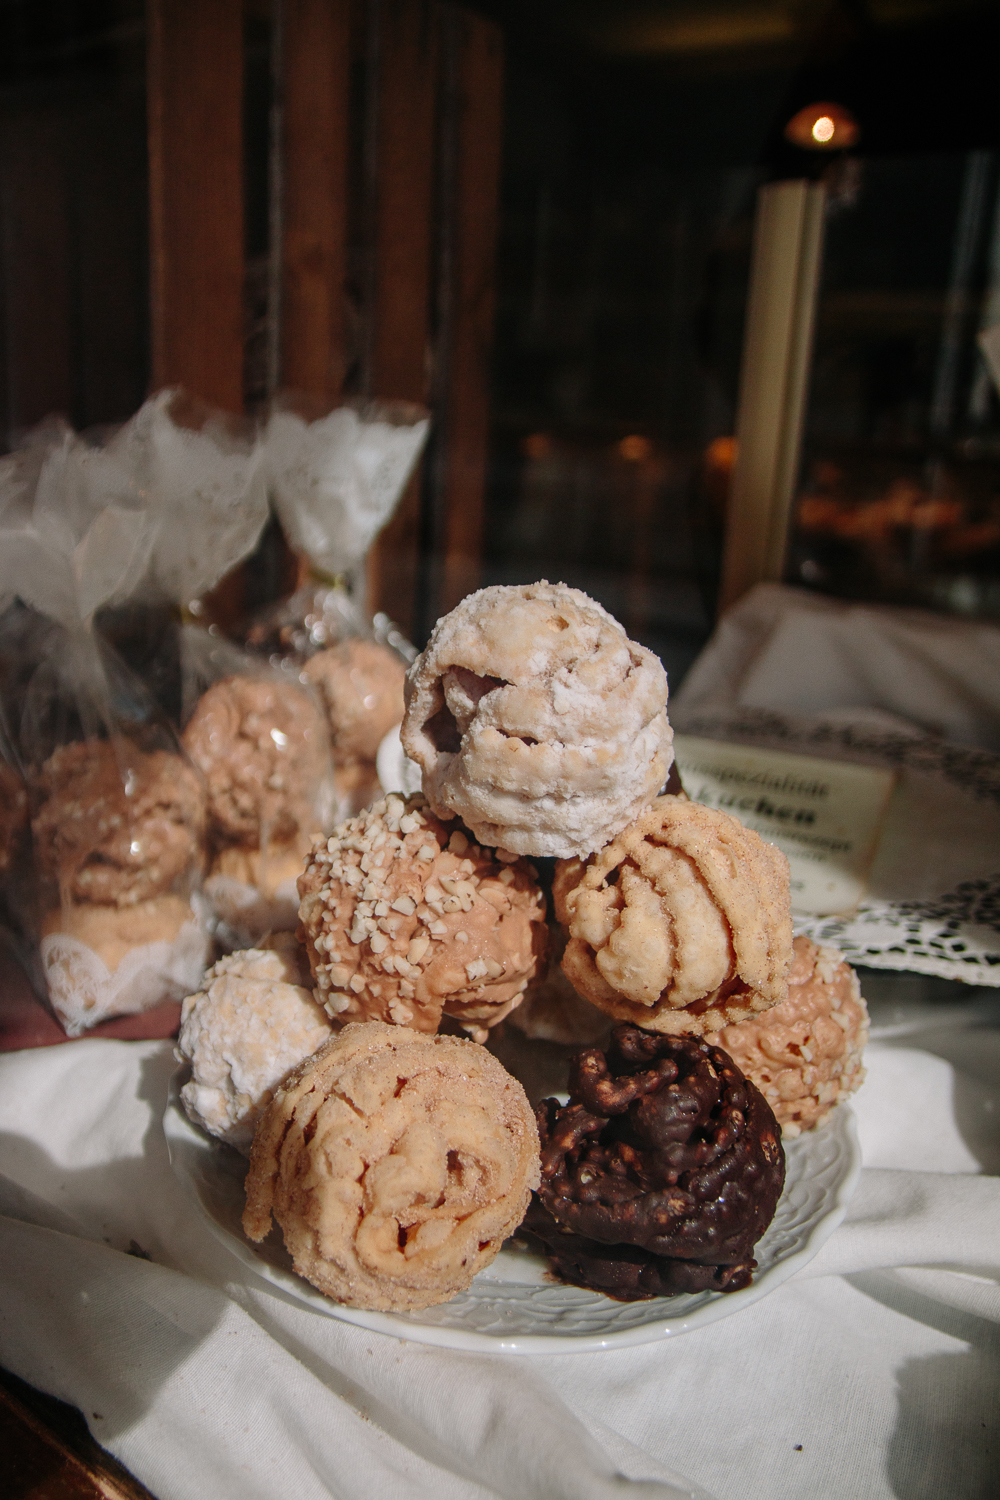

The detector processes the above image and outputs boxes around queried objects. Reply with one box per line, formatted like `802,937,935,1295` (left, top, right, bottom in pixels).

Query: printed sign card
672,735,897,916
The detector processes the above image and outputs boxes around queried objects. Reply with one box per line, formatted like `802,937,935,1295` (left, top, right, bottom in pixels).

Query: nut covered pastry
524,1024,785,1299
243,1021,540,1312
182,674,330,848
717,936,869,1136
32,739,205,907
401,582,673,858
555,796,792,1035
298,793,547,1039
177,946,333,1151
303,638,406,765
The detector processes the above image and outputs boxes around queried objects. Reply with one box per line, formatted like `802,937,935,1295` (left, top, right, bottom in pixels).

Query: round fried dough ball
243,1021,541,1312
182,674,330,849
717,936,869,1136
177,947,333,1151
32,739,205,907
401,582,672,859
303,638,406,764
298,793,547,1040
554,796,792,1035
508,930,611,1047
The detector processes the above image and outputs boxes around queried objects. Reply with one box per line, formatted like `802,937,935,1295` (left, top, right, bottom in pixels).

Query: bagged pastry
247,395,429,818
181,647,335,948
94,387,270,725
0,424,211,1036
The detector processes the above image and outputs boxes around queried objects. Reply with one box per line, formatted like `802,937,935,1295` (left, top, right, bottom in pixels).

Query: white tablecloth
1,995,999,1500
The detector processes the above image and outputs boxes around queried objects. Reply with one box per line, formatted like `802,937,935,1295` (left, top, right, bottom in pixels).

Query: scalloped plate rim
163,1078,861,1354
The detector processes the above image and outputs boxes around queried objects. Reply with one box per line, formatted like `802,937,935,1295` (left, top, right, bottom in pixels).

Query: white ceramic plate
163,1080,860,1354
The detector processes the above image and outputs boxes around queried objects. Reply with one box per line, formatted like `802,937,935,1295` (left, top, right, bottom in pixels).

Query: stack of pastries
178,582,868,1313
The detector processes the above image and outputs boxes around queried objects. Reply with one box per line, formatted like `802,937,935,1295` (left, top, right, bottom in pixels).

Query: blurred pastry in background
303,637,406,765
182,673,332,938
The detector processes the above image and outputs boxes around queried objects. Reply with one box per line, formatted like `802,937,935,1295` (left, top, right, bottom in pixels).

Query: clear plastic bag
249,395,429,818
179,627,335,949
0,424,211,1036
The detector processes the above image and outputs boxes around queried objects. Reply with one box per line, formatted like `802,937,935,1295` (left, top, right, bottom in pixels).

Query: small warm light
522,432,553,460
619,434,653,462
785,102,860,151
704,435,736,473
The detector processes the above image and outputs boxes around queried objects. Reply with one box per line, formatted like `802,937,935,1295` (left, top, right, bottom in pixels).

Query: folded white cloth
1,1009,998,1500
675,581,1000,752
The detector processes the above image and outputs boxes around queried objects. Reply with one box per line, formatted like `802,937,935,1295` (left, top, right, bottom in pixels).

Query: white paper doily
163,1082,860,1354
42,913,211,1037
673,706,1000,987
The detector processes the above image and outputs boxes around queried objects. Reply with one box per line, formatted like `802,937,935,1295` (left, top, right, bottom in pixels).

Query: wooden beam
364,0,439,635
0,119,74,433
431,4,503,619
147,0,245,412
280,0,352,401
718,179,826,614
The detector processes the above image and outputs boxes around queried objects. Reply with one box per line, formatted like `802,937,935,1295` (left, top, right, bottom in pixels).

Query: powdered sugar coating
298,793,547,1040
717,936,869,1136
401,582,673,858
555,796,792,1035
177,947,332,1151
243,1021,540,1312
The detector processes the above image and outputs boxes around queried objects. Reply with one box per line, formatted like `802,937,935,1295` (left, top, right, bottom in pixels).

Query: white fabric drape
1,1002,998,1500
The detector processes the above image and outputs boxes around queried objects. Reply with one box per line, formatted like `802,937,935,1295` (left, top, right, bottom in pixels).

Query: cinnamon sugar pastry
243,1021,540,1312
554,796,792,1035
401,582,672,858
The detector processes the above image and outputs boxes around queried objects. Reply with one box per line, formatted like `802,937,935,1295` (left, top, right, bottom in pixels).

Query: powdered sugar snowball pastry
243,1021,540,1312
554,796,792,1036
298,793,547,1040
717,936,869,1136
177,947,333,1151
401,582,673,858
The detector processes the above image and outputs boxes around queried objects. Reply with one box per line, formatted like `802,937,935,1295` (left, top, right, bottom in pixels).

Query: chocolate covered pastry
718,936,869,1136
303,638,406,765
298,792,547,1039
32,739,205,907
401,581,673,859
243,1021,540,1312
177,946,333,1151
554,796,792,1035
182,674,330,850
525,1024,785,1299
